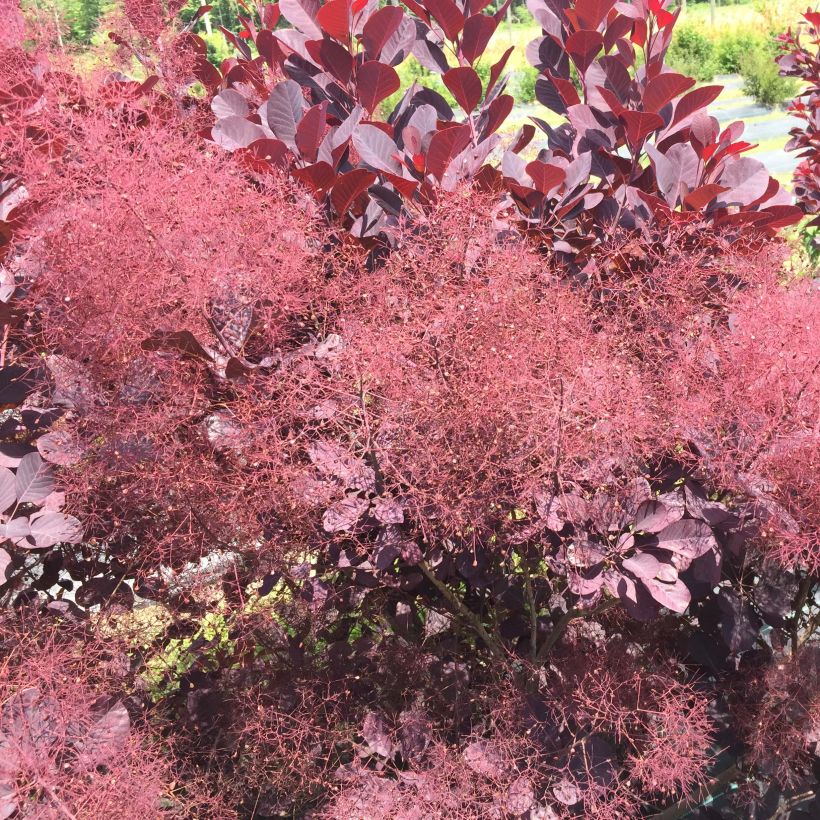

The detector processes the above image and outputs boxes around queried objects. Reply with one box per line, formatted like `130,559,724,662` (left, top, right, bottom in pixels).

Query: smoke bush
0,618,171,819
0,2,818,818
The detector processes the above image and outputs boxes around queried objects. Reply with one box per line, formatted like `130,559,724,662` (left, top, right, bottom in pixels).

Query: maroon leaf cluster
493,0,799,260
778,9,820,221
200,0,800,261
201,0,514,247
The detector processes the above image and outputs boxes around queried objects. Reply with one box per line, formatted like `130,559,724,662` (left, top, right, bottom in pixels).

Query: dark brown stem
792,573,815,653
523,568,538,663
535,598,618,664
417,559,504,658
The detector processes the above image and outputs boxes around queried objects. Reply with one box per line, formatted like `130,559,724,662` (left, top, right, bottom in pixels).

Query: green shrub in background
512,66,538,104
384,58,454,114
740,38,799,106
715,30,767,74
667,24,717,81
201,30,233,66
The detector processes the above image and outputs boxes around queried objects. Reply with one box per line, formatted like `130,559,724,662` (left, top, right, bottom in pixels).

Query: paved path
710,75,797,180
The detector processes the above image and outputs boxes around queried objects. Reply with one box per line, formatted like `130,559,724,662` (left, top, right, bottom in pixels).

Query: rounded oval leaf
211,116,266,151
357,61,401,113
27,511,83,549
15,453,55,503
211,88,249,119
443,66,482,113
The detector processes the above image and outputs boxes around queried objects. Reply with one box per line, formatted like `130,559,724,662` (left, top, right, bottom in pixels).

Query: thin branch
535,598,618,664
417,559,504,658
523,568,538,663
792,573,815,654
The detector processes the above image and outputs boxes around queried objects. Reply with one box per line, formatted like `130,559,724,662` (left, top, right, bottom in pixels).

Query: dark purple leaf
569,566,605,595
211,116,265,151
361,711,394,758
716,157,771,207
295,101,328,162
0,547,11,582
684,183,728,210
362,6,404,59
671,85,723,127
575,0,617,29
322,495,369,533
642,577,691,613
26,511,83,549
443,66,482,113
311,37,354,83
353,122,401,173
15,453,54,503
487,45,514,96
717,588,761,653
0,468,15,514
534,490,564,530
481,93,514,138
72,700,130,768
280,0,322,38
646,142,699,206
690,111,718,147
372,496,404,524
426,124,471,180
461,14,496,65
642,71,695,112
357,61,400,113
36,431,83,467
426,0,466,40
331,169,377,215
621,552,662,579
565,30,604,73
316,0,350,40
413,33,450,73
535,74,569,115
211,88,249,119
264,80,305,149
307,440,376,491
620,110,664,145
380,15,417,65
526,160,566,195
656,518,716,559
0,365,36,408
634,498,685,533
606,572,659,620
684,484,737,526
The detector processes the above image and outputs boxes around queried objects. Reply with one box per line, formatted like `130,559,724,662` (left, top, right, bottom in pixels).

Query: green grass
681,2,766,35
680,0,804,36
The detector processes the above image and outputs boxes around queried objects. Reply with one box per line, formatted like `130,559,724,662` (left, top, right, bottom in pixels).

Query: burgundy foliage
199,0,516,250
0,2,817,818
497,0,800,261
203,0,800,260
779,9,820,230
